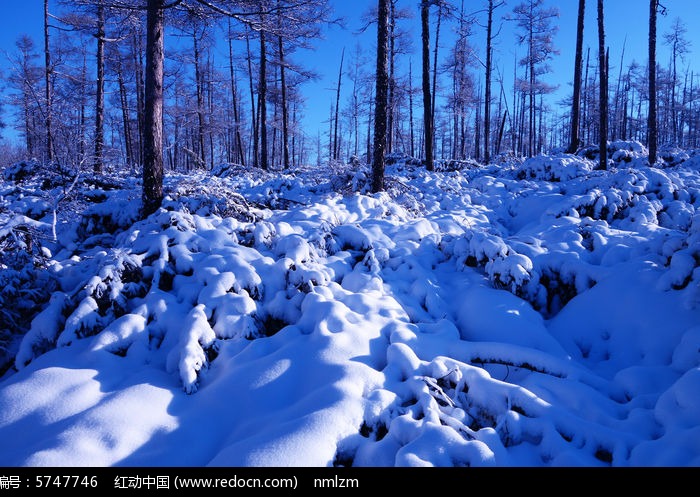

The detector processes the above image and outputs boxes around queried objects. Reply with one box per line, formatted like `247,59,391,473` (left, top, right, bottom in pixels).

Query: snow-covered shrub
3,160,40,182
517,155,595,182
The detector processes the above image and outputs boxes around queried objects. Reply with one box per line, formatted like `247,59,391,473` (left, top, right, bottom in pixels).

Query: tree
648,0,658,165
482,0,505,163
372,0,389,193
597,0,607,170
94,1,106,173
333,47,345,161
8,36,43,158
421,0,434,171
664,17,690,145
44,0,54,163
510,0,559,157
566,0,585,154
141,0,165,217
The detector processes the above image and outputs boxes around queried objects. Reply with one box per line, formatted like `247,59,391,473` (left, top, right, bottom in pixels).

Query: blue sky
1,1,700,143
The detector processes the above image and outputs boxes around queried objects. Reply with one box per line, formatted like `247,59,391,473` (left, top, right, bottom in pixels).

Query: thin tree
93,1,106,172
333,47,345,161
43,0,54,163
372,0,389,192
664,18,690,146
597,0,607,170
566,0,584,154
648,0,658,165
421,0,434,171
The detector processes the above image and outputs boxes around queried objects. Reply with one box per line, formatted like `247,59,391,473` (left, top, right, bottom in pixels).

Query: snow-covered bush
516,155,595,182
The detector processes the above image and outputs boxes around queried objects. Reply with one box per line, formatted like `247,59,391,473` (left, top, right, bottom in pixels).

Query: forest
2,1,696,203
1,0,699,469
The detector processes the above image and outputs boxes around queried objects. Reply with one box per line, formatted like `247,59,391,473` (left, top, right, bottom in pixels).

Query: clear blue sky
2,1,700,144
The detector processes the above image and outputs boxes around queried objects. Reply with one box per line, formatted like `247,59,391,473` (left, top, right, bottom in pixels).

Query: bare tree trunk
141,0,165,217
193,30,206,168
133,30,145,167
116,56,133,168
333,47,344,161
421,1,434,171
567,0,585,153
431,2,442,136
228,19,245,166
387,0,396,154
259,24,268,170
43,0,53,163
279,33,290,169
246,26,259,168
94,2,105,173
484,0,494,163
372,0,390,192
409,58,415,159
648,0,658,165
597,0,608,170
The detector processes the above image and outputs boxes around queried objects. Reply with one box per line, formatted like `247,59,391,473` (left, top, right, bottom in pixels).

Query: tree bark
484,0,494,163
259,23,268,170
94,2,105,173
43,0,53,163
333,47,344,161
567,0,585,154
141,0,165,217
648,0,658,165
372,0,390,193
421,1,434,171
278,33,290,169
597,0,608,170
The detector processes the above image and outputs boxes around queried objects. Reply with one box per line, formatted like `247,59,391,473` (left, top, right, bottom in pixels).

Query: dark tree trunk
94,2,105,173
279,34,290,169
648,0,658,165
43,0,53,163
567,0,585,154
409,58,415,159
597,0,608,170
421,1,434,171
228,19,245,166
484,0,494,163
372,0,390,193
333,47,344,161
246,27,259,168
141,0,165,217
259,25,268,170
193,30,206,168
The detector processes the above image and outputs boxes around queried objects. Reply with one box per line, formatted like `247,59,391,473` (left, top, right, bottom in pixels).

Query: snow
0,148,699,467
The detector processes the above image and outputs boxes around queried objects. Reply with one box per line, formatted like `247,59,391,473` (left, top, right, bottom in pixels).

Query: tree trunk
116,56,133,168
259,24,268,170
421,1,434,171
597,0,608,170
279,34,290,169
141,0,165,217
567,0,585,153
648,0,658,165
43,0,53,163
246,27,259,168
409,58,415,159
193,30,206,168
333,47,344,161
372,0,390,193
228,19,245,166
484,0,494,163
387,0,396,154
94,2,105,173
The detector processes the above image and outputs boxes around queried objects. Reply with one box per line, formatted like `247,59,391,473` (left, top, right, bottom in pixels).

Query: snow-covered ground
1,142,699,467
